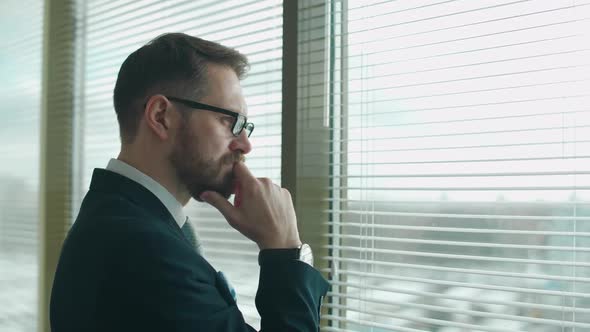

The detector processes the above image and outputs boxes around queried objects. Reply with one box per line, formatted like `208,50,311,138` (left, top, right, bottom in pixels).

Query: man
50,33,329,331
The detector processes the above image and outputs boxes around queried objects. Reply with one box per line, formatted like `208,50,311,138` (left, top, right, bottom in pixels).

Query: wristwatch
258,243,314,267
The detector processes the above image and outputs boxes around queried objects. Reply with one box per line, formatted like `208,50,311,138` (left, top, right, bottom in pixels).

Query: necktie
181,217,237,301
181,217,202,254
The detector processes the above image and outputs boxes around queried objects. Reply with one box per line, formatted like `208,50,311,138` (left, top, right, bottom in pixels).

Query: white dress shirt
106,158,186,229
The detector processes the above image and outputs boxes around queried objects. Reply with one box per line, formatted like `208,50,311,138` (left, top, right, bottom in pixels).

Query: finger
200,191,238,222
234,182,242,208
232,161,255,184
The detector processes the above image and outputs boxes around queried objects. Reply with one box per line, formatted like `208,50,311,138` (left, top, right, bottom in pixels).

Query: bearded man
50,32,329,332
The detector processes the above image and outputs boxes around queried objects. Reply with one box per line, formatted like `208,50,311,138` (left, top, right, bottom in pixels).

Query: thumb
200,191,237,222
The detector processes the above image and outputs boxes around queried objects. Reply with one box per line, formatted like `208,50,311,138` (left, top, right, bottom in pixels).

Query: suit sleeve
123,229,329,332
256,259,330,332
123,228,256,332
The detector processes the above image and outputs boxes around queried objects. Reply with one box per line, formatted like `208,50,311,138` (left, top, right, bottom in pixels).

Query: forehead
199,64,247,116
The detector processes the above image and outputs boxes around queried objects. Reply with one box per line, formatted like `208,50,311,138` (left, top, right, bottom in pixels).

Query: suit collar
89,168,179,228
105,159,186,229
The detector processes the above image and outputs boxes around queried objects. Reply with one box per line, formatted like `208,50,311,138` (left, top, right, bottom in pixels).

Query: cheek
188,117,234,161
200,117,231,144
199,137,230,164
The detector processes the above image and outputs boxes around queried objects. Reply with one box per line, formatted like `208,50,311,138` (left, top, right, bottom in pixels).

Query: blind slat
323,269,590,299
323,235,590,252
325,246,590,267
325,222,590,237
325,294,590,329
325,258,589,298
326,209,590,221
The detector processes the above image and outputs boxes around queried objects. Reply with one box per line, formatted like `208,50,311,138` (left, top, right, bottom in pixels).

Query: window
0,0,43,331
74,0,282,328
318,0,590,331
7,1,590,331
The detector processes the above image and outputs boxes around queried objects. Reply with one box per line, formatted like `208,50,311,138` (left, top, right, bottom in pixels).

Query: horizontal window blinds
322,0,590,331
0,0,43,331
75,0,282,328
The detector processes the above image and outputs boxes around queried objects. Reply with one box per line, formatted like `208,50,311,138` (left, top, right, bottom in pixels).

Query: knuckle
282,188,292,198
259,177,272,186
227,215,242,229
250,179,263,194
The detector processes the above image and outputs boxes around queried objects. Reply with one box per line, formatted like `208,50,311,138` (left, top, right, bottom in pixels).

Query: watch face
299,244,314,266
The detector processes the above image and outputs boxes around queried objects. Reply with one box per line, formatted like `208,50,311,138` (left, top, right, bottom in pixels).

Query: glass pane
0,0,43,331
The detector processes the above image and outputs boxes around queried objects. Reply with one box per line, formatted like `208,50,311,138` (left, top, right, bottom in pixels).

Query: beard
169,122,243,201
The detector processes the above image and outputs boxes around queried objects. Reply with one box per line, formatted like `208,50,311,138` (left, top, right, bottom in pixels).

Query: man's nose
229,130,252,155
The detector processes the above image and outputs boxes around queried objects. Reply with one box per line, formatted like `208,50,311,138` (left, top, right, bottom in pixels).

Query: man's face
169,64,251,201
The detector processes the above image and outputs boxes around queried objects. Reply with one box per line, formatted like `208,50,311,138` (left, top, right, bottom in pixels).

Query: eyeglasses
166,96,254,138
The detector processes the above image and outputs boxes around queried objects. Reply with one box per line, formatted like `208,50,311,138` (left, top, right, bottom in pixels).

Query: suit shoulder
75,192,166,230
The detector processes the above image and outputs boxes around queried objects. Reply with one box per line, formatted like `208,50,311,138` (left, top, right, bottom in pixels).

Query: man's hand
200,162,302,250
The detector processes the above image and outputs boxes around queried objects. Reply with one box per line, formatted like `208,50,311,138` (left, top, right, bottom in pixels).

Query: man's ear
144,94,172,141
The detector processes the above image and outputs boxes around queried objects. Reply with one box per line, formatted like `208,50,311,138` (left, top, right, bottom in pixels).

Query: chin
192,182,233,203
189,167,234,202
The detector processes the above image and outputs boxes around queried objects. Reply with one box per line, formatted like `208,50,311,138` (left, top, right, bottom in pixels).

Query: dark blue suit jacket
50,169,330,331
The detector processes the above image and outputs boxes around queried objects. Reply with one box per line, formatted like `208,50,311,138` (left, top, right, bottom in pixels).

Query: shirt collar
106,158,186,229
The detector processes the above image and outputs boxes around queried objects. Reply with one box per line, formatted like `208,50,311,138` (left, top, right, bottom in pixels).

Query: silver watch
298,243,314,267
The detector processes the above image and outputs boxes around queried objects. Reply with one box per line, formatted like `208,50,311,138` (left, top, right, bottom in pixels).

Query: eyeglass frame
165,95,254,138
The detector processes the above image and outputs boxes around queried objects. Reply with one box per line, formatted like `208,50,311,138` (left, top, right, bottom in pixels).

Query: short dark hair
113,33,249,144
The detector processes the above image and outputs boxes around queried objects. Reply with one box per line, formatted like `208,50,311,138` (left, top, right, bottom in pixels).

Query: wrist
258,238,302,250
258,244,314,267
